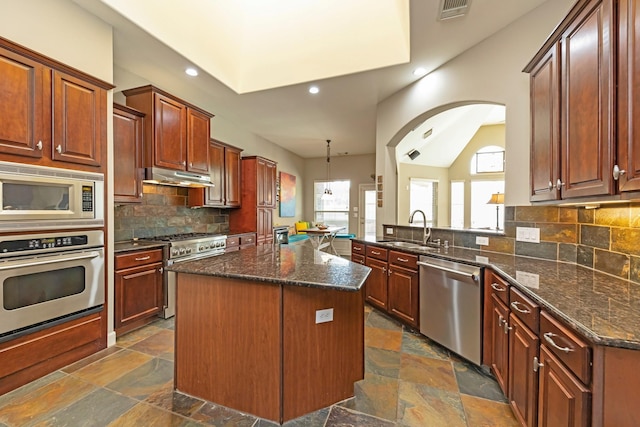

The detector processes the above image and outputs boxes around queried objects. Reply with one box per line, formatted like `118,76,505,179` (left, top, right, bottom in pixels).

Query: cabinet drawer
115,249,163,270
489,272,510,305
366,245,388,261
240,234,256,245
226,236,240,247
389,250,417,270
352,241,365,254
351,253,365,265
540,311,591,385
509,287,539,334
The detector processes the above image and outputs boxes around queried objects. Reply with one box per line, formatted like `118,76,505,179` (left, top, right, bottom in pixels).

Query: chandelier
323,139,332,198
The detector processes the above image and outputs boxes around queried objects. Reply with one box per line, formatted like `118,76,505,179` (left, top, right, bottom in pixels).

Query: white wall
375,0,573,234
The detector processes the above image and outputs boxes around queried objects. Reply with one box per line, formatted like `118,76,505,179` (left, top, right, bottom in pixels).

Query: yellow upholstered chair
295,221,310,234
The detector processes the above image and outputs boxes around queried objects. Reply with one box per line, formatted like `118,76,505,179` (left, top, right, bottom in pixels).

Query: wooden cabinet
0,39,111,171
483,271,511,394
229,156,277,246
113,103,145,203
225,233,257,252
365,257,388,310
123,85,213,174
387,251,419,328
114,248,164,335
188,139,242,208
351,241,365,265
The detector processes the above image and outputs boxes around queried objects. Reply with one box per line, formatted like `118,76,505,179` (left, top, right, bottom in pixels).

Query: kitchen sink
383,241,437,250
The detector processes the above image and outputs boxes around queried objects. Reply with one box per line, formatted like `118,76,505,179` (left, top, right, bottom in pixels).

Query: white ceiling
74,0,550,159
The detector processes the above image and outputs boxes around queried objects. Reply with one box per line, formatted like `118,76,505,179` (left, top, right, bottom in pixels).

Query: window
470,180,504,229
314,180,350,229
450,181,464,228
409,178,437,226
471,145,505,174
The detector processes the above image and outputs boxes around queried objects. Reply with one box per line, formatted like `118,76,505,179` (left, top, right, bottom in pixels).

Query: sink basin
383,241,431,250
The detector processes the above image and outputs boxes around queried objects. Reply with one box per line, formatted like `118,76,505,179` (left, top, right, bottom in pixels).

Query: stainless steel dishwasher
418,256,482,365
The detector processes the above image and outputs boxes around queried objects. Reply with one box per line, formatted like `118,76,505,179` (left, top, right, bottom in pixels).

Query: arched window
470,145,504,174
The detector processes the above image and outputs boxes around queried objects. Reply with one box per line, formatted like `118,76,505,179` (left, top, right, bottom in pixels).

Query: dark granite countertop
356,238,640,350
167,243,371,292
114,240,168,253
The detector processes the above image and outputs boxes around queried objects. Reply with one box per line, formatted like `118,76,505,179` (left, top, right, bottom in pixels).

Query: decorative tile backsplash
385,203,640,284
114,184,229,242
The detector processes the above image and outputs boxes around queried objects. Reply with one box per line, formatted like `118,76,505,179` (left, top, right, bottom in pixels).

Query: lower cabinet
226,233,257,252
115,248,164,335
489,293,510,395
509,312,540,427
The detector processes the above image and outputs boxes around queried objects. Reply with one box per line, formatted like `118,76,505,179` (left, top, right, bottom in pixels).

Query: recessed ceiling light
185,67,198,77
309,86,319,94
413,67,427,77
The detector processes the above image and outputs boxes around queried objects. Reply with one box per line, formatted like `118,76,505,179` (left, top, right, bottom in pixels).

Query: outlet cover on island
386,228,394,235
315,308,334,324
475,236,489,246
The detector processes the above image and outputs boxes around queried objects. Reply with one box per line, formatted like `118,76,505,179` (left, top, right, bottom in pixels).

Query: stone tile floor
0,306,518,426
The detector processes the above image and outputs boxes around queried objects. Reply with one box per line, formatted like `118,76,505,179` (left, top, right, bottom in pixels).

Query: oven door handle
0,251,101,271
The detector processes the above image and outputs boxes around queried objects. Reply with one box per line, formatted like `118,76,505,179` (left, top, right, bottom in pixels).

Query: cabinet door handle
503,321,512,334
498,315,504,326
158,267,163,273
533,356,544,373
548,181,553,191
613,164,627,180
56,144,62,154
382,267,386,273
182,161,186,166
135,256,151,261
543,332,574,353
189,162,193,167
556,179,564,189
371,250,381,255
397,257,409,262
510,301,531,314
491,282,507,292
36,140,43,150
387,268,392,276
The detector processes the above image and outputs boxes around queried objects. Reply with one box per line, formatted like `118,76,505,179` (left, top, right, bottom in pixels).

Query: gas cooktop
141,233,227,261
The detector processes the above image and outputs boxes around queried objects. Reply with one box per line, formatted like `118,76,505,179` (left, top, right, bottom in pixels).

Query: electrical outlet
475,255,489,264
315,308,334,324
516,227,540,243
386,228,394,235
475,236,489,246
516,271,540,289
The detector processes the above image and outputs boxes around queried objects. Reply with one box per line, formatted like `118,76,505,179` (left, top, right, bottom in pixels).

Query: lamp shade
487,192,504,205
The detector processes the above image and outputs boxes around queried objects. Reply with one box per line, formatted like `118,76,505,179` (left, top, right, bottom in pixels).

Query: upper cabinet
123,85,214,175
526,0,615,202
113,103,145,204
0,37,111,172
257,156,277,208
188,139,243,208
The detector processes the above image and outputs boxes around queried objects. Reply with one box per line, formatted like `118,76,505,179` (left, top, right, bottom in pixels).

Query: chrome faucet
409,209,431,245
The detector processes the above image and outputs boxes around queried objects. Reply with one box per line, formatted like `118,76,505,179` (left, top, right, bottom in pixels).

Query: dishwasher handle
417,260,480,282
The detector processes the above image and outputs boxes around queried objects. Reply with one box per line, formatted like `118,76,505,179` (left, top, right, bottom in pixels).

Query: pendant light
322,139,333,199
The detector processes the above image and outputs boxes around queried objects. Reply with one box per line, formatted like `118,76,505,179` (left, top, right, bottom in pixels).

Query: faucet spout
409,209,431,245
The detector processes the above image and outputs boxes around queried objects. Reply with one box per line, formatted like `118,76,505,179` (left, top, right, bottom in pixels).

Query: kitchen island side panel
282,285,365,421
174,273,282,422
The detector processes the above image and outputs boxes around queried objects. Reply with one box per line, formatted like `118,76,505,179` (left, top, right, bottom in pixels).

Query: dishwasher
418,256,483,365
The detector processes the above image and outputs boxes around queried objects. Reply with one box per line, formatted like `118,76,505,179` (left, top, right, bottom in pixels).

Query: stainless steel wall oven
0,230,104,341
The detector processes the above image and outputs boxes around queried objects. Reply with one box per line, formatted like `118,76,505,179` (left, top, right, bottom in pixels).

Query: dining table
304,226,346,255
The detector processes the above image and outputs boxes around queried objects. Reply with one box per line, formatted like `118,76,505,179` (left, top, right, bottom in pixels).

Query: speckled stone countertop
356,238,640,350
114,240,168,253
167,243,371,292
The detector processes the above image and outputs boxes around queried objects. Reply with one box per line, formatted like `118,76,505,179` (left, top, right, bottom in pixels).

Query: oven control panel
0,235,89,254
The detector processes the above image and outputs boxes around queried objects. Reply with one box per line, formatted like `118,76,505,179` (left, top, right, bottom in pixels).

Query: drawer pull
491,282,507,292
135,256,151,261
543,332,574,353
354,247,362,251
397,257,409,262
371,250,381,255
533,356,544,373
511,301,531,314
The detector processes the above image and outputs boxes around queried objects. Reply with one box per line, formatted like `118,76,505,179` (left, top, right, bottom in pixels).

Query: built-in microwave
0,161,104,231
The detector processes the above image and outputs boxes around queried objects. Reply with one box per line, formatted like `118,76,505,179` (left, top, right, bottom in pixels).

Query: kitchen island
167,244,371,424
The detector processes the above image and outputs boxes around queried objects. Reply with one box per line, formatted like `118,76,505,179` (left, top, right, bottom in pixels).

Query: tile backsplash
385,203,640,284
114,184,229,242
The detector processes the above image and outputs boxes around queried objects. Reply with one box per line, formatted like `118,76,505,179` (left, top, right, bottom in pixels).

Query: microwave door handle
0,251,101,271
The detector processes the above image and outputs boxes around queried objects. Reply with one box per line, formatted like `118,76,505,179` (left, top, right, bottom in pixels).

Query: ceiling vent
438,0,471,20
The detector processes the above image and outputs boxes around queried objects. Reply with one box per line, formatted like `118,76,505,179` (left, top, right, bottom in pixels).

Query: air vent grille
439,0,471,20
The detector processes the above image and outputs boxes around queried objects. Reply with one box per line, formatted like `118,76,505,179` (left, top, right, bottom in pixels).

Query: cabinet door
508,313,540,427
530,43,560,202
364,258,387,310
186,108,210,174
225,146,242,207
115,262,163,331
257,157,277,208
257,207,273,245
153,92,187,170
387,264,418,328
207,141,225,206
490,294,510,396
0,47,47,160
113,105,144,203
560,0,614,198
52,70,105,168
617,0,640,192
538,345,590,427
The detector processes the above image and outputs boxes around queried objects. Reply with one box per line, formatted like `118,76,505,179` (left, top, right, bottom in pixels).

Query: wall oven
0,161,104,231
0,230,104,340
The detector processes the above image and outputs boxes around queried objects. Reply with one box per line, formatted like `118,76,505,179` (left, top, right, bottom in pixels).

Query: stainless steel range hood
143,167,213,188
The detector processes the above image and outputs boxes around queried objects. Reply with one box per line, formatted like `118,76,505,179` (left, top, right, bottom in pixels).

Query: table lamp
487,192,504,230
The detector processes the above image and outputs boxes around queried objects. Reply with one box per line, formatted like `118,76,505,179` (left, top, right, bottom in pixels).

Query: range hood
143,167,213,188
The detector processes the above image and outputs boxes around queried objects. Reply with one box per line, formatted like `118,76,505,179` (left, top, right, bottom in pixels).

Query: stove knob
199,246,205,251
186,248,192,254
179,247,186,255
217,241,224,248
172,248,179,257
